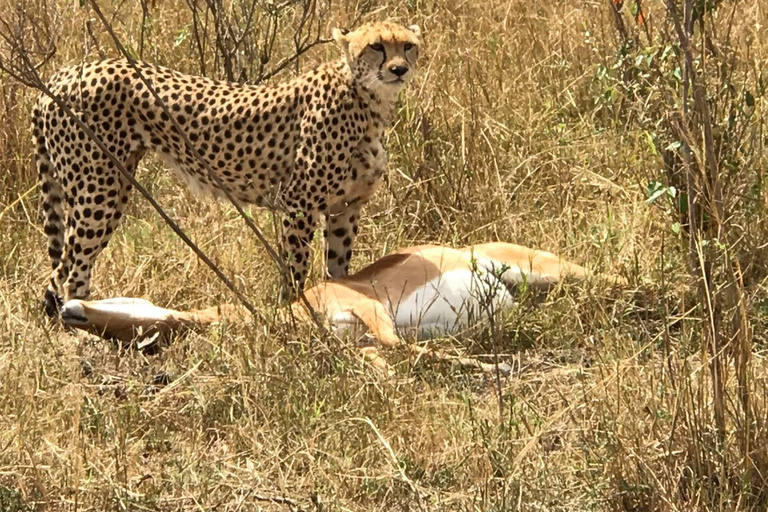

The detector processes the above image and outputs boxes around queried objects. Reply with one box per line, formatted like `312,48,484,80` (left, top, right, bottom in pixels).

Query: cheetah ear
332,28,350,46
408,25,422,38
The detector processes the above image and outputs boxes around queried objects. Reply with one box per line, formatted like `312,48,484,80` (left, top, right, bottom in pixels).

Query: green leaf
123,43,140,60
646,180,665,204
645,53,654,66
647,189,667,204
665,141,682,151
645,132,658,156
646,181,677,204
660,45,673,62
174,27,189,48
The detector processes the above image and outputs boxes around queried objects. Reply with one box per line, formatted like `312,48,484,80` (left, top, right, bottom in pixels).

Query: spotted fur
32,21,422,315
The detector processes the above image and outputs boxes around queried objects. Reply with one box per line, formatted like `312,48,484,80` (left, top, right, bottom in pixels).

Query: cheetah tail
32,109,66,315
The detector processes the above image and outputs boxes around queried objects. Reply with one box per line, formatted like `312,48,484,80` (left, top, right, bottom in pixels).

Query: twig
608,0,629,47
251,492,308,511
139,0,150,58
0,183,39,224
258,37,330,83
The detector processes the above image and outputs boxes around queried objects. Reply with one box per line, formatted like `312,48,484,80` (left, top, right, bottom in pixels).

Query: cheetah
32,21,422,316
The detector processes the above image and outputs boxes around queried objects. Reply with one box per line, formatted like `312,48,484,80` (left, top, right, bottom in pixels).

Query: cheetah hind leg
55,152,141,306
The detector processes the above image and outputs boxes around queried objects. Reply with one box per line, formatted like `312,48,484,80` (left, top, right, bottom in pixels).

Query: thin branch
184,0,208,76
257,36,330,83
249,491,309,512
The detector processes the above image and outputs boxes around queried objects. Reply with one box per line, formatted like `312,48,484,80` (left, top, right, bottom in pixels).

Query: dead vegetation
2,0,768,510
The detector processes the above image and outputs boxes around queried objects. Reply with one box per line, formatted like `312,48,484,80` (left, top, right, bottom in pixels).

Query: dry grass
2,0,768,510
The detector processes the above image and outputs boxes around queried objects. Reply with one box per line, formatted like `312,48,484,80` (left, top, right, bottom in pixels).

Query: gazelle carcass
60,243,624,376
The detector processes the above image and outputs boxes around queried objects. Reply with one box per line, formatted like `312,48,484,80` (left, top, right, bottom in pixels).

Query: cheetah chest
336,135,387,207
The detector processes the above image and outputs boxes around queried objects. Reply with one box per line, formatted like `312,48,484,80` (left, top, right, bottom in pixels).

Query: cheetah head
333,21,421,100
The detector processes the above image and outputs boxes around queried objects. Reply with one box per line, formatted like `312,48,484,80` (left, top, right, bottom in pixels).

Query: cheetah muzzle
32,21,422,314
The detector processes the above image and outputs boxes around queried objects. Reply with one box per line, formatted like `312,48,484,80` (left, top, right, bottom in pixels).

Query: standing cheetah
32,21,422,316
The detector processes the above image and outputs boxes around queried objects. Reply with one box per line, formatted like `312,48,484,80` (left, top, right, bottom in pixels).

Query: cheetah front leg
325,203,361,279
325,141,386,279
279,209,320,303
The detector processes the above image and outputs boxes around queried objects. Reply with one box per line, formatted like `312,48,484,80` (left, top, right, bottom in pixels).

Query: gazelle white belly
390,267,516,338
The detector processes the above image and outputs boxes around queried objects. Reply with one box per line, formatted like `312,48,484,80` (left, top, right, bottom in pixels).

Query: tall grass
1,0,768,510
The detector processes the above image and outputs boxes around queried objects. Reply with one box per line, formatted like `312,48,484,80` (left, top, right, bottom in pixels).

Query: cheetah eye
404,43,414,51
368,43,385,52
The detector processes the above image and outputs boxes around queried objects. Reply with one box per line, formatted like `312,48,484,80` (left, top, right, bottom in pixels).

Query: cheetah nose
389,65,409,77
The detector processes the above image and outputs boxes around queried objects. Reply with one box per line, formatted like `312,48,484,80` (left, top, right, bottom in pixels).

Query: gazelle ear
408,25,422,38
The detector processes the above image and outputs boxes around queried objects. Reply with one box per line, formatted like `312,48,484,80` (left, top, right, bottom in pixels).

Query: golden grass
2,0,768,510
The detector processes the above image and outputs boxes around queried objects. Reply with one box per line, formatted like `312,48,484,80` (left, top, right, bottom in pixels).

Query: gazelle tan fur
60,243,624,375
